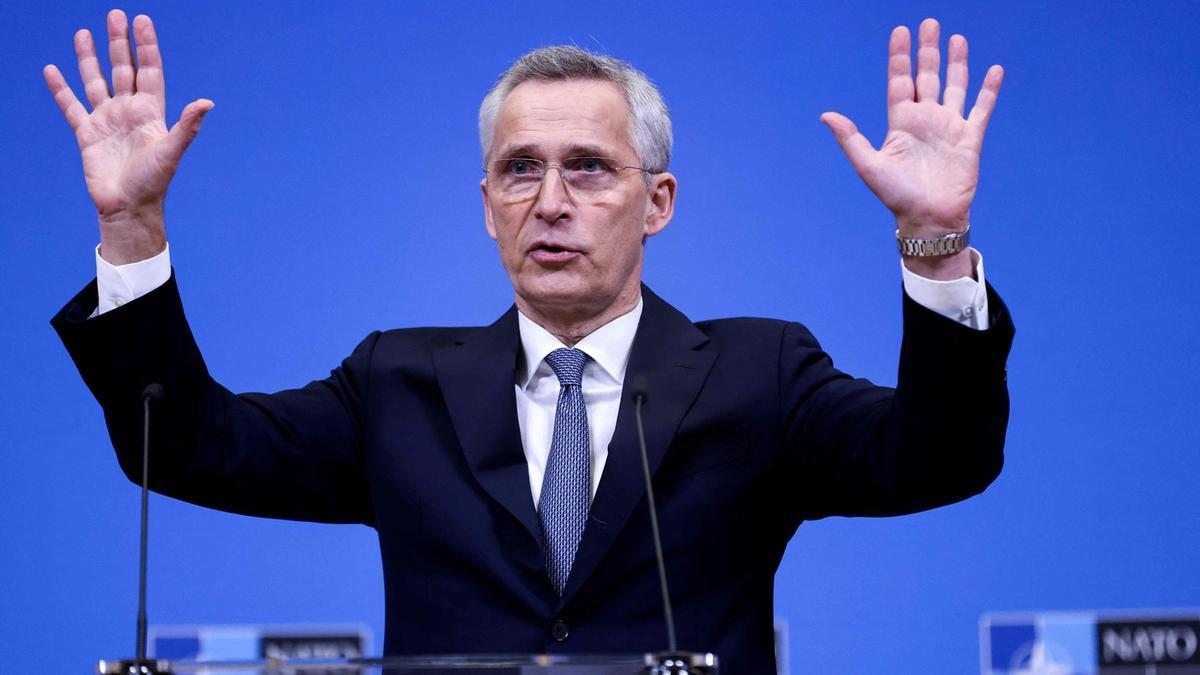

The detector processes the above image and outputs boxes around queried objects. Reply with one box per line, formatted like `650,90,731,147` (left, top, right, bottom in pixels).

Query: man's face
481,79,675,323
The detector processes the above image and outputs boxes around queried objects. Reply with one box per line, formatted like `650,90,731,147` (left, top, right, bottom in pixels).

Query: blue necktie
539,347,591,596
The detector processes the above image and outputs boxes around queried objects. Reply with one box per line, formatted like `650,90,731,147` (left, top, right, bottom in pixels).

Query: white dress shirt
90,243,991,505
516,299,641,508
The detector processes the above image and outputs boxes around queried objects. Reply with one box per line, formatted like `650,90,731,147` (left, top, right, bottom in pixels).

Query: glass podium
96,652,718,674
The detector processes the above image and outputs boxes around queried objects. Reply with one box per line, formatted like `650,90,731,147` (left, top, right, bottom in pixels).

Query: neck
516,287,641,347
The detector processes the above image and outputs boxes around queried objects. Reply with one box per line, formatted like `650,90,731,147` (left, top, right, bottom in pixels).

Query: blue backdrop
3,1,1198,672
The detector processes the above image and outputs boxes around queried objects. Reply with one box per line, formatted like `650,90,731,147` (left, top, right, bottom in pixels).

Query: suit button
550,619,570,642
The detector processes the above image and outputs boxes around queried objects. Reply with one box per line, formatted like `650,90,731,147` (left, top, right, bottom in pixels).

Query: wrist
98,203,167,265
902,248,976,281
895,213,970,239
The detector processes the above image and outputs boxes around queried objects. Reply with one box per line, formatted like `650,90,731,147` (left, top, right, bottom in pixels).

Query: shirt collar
516,296,644,389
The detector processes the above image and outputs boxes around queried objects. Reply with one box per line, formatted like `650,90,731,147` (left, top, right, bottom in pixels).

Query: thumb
820,111,875,174
163,98,214,165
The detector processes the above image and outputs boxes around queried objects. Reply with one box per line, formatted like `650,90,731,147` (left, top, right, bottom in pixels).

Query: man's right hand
44,9,211,265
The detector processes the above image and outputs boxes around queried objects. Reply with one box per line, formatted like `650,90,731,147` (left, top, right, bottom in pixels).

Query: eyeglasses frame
482,155,662,197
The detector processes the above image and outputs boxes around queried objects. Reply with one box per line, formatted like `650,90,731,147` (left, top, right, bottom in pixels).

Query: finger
915,18,941,103
820,112,876,174
74,29,110,108
133,15,165,110
163,99,214,165
107,9,136,95
967,65,1005,135
887,26,914,111
43,64,89,131
943,34,968,116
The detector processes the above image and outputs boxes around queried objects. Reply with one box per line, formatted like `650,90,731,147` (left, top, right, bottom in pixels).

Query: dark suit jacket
52,275,1014,673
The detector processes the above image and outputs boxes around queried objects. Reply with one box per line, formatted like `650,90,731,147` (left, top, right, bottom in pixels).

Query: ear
481,177,498,240
643,171,677,238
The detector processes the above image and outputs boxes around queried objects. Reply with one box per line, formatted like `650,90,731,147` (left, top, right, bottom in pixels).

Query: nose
533,165,573,224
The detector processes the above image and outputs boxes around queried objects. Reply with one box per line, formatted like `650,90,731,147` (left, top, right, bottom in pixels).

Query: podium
97,652,718,674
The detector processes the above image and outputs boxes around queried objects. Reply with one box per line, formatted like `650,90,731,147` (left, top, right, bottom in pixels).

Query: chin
515,275,603,311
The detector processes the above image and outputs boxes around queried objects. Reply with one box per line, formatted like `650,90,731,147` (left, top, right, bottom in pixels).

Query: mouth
528,241,582,265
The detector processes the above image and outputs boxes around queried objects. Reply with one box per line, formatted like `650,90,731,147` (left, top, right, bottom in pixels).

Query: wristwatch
895,225,970,257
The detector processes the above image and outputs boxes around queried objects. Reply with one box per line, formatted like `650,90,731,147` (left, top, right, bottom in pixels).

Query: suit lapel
432,307,544,548
558,286,718,608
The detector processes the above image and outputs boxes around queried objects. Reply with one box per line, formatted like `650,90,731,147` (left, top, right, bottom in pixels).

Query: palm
76,93,173,214
872,101,980,225
822,19,1003,233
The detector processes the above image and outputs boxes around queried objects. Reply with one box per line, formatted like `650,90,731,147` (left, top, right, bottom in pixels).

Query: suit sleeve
51,273,378,524
781,283,1015,521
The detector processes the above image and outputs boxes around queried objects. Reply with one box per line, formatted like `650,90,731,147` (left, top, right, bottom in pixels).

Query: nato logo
149,623,370,662
983,613,1091,674
982,611,1200,675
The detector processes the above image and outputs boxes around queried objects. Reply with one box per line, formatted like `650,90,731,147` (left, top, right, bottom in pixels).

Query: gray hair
478,46,672,173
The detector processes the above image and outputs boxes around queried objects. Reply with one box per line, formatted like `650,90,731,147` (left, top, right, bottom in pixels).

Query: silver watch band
895,225,971,257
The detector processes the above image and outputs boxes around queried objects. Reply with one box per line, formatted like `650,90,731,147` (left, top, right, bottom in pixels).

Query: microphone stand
633,378,717,675
101,384,172,675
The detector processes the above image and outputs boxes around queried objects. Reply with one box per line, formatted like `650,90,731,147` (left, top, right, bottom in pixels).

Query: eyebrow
495,143,618,159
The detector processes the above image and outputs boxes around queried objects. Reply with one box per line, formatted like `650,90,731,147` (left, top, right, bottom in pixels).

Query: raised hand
44,9,212,264
821,19,1003,277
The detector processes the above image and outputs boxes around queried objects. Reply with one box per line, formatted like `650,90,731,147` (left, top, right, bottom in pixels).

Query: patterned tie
539,347,592,596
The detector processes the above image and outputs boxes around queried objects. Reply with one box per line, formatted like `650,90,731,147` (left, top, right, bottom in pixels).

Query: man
46,10,1013,673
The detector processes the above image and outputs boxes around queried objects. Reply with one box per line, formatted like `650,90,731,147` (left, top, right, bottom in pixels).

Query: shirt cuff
900,248,990,331
93,243,172,317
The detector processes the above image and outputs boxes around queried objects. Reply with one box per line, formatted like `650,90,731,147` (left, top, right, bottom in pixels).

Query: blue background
3,1,1198,672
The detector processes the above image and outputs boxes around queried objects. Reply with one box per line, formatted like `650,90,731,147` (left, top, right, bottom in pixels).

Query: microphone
142,383,165,403
631,376,650,403
137,384,164,665
631,376,677,653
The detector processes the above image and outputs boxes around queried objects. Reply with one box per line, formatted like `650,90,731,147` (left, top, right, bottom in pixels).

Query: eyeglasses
484,156,659,200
